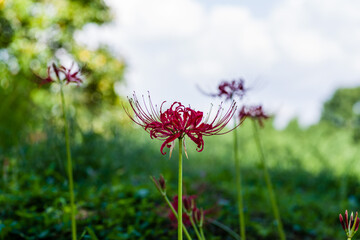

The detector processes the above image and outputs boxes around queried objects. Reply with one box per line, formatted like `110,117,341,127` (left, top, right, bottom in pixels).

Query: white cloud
276,29,342,65
76,0,360,128
115,0,204,39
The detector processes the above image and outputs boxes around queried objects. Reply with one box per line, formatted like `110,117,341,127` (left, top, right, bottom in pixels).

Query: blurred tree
0,0,125,150
321,86,360,142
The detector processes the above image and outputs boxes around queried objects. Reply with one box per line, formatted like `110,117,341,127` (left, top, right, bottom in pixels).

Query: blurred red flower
239,105,269,127
200,79,246,101
168,195,199,227
36,63,83,86
59,64,83,85
216,79,246,100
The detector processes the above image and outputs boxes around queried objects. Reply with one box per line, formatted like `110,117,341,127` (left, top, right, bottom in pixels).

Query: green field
1,113,360,239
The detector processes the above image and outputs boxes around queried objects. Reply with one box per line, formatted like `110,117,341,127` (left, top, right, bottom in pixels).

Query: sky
75,0,360,128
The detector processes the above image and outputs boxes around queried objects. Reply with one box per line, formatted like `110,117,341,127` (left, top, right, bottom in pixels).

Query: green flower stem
233,120,246,240
60,83,77,240
178,138,183,240
189,215,202,240
164,195,192,240
252,120,285,240
200,227,206,240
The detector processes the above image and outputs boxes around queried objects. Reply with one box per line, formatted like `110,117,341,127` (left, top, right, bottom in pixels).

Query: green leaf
85,227,99,240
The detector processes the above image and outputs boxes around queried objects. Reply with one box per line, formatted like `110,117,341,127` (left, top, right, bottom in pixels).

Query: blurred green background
1,0,360,239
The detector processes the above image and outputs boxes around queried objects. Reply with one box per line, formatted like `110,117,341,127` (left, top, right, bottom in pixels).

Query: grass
0,117,359,239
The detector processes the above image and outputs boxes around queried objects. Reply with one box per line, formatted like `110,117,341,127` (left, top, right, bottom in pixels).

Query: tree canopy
321,86,360,141
0,0,125,149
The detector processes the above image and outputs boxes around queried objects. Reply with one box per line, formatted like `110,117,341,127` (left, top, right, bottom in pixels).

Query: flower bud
340,210,360,238
150,175,166,195
340,214,346,231
183,197,191,213
194,208,204,227
351,212,359,232
183,196,196,215
159,175,166,191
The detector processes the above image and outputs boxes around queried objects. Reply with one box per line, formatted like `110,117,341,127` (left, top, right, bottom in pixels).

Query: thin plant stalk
207,219,240,240
60,83,77,240
189,215,202,240
200,227,206,240
233,119,245,240
252,119,285,240
178,138,183,240
164,195,192,240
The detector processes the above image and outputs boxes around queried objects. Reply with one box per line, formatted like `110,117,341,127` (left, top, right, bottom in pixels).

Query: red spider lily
60,63,83,85
200,79,246,101
217,79,246,100
35,63,83,86
339,210,360,238
125,93,237,156
239,105,269,127
168,195,201,227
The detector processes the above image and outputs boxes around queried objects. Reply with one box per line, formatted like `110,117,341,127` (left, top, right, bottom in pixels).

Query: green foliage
321,86,360,142
321,86,360,126
0,170,175,239
1,112,360,239
0,0,125,149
